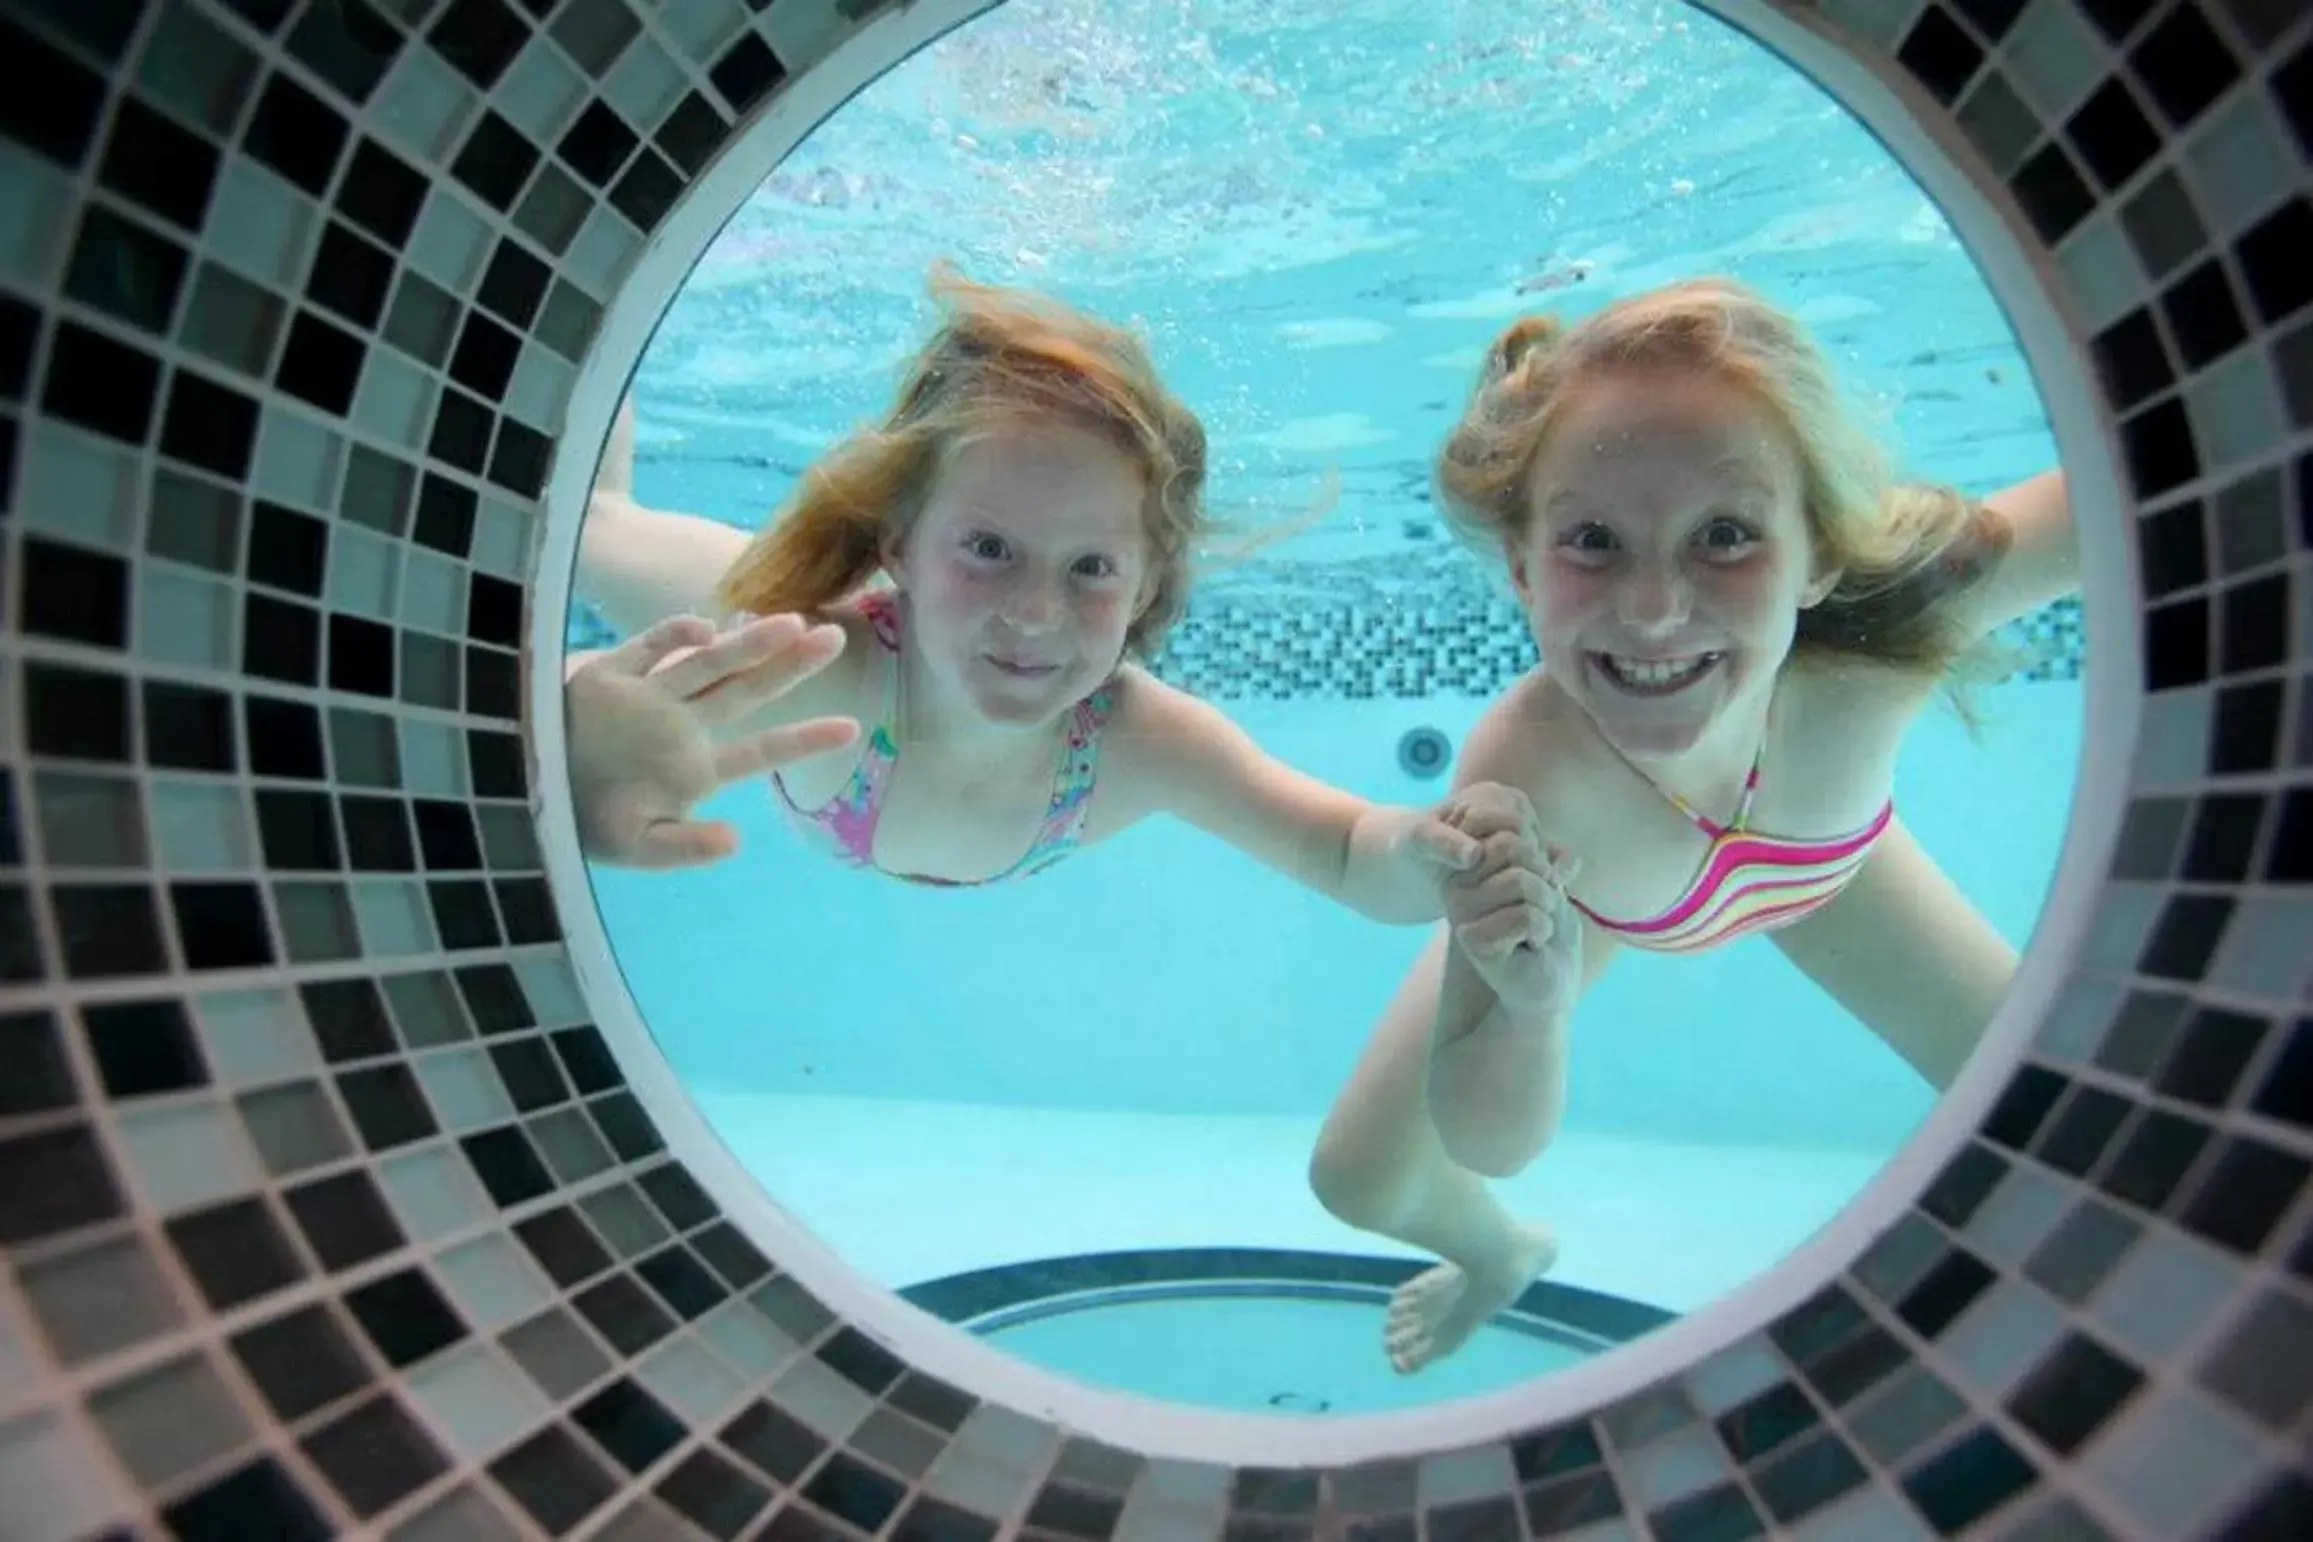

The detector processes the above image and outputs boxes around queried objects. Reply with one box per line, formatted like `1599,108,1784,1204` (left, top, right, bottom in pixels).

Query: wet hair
715,264,1209,655
1437,277,2016,704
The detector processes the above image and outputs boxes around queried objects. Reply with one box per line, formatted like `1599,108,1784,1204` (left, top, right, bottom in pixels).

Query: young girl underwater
564,268,1519,919
1308,276,2080,1375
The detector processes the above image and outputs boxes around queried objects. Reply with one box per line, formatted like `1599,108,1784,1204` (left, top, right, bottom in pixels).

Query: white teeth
1607,654,1713,688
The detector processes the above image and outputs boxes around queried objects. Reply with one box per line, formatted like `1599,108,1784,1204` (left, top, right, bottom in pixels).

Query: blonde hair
1437,277,2015,702
715,266,1209,656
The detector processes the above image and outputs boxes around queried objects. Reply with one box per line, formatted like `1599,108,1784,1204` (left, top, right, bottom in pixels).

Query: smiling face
1508,369,1836,762
887,420,1151,731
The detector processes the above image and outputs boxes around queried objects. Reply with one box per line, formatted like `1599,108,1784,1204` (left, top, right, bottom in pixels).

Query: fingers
599,614,717,677
659,615,848,724
629,818,741,871
711,715,861,784
1409,817,1482,871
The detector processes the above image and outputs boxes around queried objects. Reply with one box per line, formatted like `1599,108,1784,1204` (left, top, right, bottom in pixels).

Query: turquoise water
582,0,2080,1410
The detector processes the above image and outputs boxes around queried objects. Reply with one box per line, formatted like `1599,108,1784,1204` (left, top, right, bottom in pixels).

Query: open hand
1438,783,1583,1011
566,613,859,870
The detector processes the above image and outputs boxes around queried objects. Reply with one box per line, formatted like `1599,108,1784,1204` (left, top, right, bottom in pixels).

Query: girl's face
1509,369,1836,763
888,421,1152,730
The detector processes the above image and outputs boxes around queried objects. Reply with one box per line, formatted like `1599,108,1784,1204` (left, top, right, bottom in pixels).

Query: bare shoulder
1455,672,1575,810
1096,665,1229,790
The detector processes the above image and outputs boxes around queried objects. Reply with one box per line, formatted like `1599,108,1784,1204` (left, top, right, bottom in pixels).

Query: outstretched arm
577,395,753,635
1940,469,2079,644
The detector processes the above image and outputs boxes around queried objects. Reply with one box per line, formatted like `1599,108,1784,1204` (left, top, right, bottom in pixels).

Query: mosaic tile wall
0,1,2307,1541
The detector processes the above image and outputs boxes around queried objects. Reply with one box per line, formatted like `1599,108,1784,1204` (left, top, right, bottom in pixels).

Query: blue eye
1076,554,1120,579
1697,516,1757,554
965,533,1008,561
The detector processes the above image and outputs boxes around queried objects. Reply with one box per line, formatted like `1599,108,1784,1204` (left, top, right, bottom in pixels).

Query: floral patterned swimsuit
769,591,1113,887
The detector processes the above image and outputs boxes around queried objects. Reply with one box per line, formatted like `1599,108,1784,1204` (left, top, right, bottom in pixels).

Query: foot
1383,1221,1558,1374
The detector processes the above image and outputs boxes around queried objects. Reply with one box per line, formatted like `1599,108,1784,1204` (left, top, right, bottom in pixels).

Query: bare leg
1309,932,1559,1373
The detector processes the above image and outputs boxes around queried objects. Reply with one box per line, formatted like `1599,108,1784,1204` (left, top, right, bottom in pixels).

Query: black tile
329,612,397,697
0,1011,76,1116
244,73,349,196
462,1124,555,1207
478,240,550,329
1898,6,1984,105
2178,1136,2308,1252
53,884,167,977
558,100,638,187
489,1038,569,1112
469,651,523,726
573,1271,676,1355
1025,1482,1120,1539
1522,1469,1622,1537
43,321,161,445
285,0,402,108
20,538,129,649
168,1198,307,1311
457,964,534,1033
2237,200,2313,326
465,574,525,649
453,111,539,211
576,1378,685,1473
1897,1248,1995,1337
1900,1426,2036,1535
66,205,188,334
692,1222,772,1290
710,32,786,116
2010,141,2094,244
1770,1285,1870,1365
1921,1142,2008,1227
0,293,32,399
2066,78,2160,192
27,663,131,762
81,997,205,1098
2130,3,2241,128
2122,397,2200,502
211,0,300,36
806,1452,906,1534
2221,572,2288,673
413,473,479,559
301,1392,448,1518
429,878,502,948
2137,893,2233,980
1802,1321,1906,1407
820,1325,905,1394
345,1267,467,1367
1751,1429,1868,1523
2122,171,2209,280
552,1026,622,1095
171,881,274,969
0,17,105,169
1715,1380,1818,1462
340,138,428,247
890,1494,1000,1542
24,0,143,58
2080,0,2157,45
285,1170,406,1270
470,729,526,796
721,1400,826,1485
100,96,220,233
246,593,322,686
658,1446,773,1539
0,774,16,867
429,0,531,90
490,1425,619,1534
429,387,493,474
638,1162,716,1230
277,310,363,415
307,221,396,329
230,1303,373,1420
256,790,343,873
2181,794,2264,883
248,501,329,596
487,418,550,496
1951,0,2026,40
2162,259,2249,370
147,682,236,771
1649,1480,1762,1542
2005,1333,2144,1455
0,1125,123,1243
409,803,481,874
594,1090,662,1161
451,310,520,398
2099,1107,2214,1209
2214,678,2283,773
161,1459,333,1542
1982,1066,2067,1151
2252,1020,2312,1130
2155,1006,2271,1106
656,92,731,178
246,695,327,778
299,978,394,1065
609,150,683,232
0,891,35,985
516,1207,613,1287
2093,308,2174,411
337,1063,438,1150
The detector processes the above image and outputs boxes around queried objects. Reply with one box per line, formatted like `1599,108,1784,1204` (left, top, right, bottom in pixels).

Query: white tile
2181,90,2297,241
1962,1160,2071,1270
415,1047,517,1132
0,142,72,287
2088,1227,2242,1363
1939,1278,2067,1400
0,1411,134,1542
386,1484,528,1542
579,1185,669,1258
116,1102,264,1215
697,1299,801,1380
435,1233,556,1334
407,1344,551,1463
1616,1421,1729,1510
659,0,744,63
354,348,439,452
2205,894,2313,1005
952,1398,1055,1467
204,156,316,289
514,955,588,1027
767,1355,872,1440
86,1352,252,1488
2075,881,2166,978
1415,1442,1516,1507
253,409,344,512
531,1107,616,1182
505,344,574,435
200,989,320,1085
2186,350,2286,478
2004,0,2105,121
400,721,469,797
470,496,532,581
2034,975,2128,1066
139,569,235,671
152,780,254,873
2078,1387,2268,1538
328,525,403,624
1787,1481,1931,1542
0,1284,43,1414
408,189,492,297
279,883,361,964
565,206,641,304
635,1335,748,1426
2056,213,2152,336
378,1144,494,1243
1817,0,1923,49
400,549,465,636
2127,688,2213,792
17,422,141,551
236,1082,352,1177
373,46,479,165
922,1445,1039,1521
495,38,586,144
354,879,440,957
601,36,685,133
1683,1336,1786,1417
